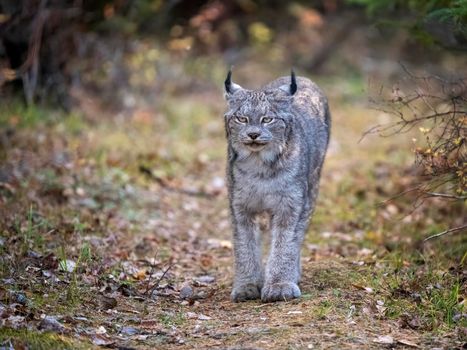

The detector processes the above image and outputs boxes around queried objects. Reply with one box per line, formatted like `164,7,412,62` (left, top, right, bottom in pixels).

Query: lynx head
223,70,297,159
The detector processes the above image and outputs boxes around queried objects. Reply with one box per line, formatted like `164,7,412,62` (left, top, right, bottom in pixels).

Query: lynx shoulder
223,70,330,303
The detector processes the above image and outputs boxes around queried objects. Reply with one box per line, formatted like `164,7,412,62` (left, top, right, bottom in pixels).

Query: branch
424,192,467,200
139,165,217,198
423,224,467,242
144,262,174,297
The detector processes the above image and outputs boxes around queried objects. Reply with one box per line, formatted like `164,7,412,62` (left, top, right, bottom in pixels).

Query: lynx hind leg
231,212,263,302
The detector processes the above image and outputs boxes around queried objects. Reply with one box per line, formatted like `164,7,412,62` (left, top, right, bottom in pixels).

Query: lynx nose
248,132,260,140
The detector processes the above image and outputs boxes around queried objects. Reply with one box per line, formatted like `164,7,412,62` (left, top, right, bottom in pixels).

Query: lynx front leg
262,208,307,303
231,211,263,302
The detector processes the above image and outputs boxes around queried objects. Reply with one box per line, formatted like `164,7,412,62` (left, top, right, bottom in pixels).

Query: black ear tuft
225,69,233,94
290,69,297,95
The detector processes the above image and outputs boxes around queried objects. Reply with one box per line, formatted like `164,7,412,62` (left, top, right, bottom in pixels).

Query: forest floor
0,54,466,350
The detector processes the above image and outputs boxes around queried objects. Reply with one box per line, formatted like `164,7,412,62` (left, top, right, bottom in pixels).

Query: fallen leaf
99,295,117,309
206,238,232,249
5,315,25,329
351,284,373,293
95,325,107,334
287,311,303,315
133,268,147,280
397,339,420,348
92,334,114,346
38,315,65,333
373,335,394,344
186,312,197,319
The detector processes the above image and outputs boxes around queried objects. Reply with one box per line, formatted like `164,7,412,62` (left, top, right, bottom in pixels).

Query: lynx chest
231,161,300,213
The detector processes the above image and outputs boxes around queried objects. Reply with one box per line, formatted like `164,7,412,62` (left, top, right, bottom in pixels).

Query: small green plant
19,205,46,254
426,280,463,327
57,241,94,306
158,311,186,327
316,300,333,319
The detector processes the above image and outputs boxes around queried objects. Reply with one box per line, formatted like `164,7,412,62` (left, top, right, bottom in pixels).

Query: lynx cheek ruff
223,70,330,303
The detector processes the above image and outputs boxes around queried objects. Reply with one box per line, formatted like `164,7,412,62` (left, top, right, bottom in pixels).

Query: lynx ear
290,69,297,95
224,69,243,98
279,69,297,96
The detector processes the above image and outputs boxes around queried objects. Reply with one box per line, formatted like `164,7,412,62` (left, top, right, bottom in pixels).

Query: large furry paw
261,282,301,303
231,283,261,302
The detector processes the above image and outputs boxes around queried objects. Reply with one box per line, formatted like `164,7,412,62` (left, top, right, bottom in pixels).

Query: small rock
120,326,140,336
38,316,65,333
27,250,41,258
0,303,8,317
42,270,53,278
247,327,267,335
179,284,193,299
195,275,215,284
197,314,211,321
12,292,27,305
452,313,467,322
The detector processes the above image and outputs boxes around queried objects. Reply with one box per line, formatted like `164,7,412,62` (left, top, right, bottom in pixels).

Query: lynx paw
261,282,301,303
231,283,261,302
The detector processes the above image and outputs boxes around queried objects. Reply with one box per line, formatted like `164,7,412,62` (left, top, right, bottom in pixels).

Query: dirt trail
108,170,440,350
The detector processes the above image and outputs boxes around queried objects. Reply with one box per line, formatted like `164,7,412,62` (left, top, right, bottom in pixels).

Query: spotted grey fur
223,71,330,303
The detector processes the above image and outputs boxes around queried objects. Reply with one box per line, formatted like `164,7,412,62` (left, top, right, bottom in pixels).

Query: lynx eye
235,116,248,124
261,117,274,124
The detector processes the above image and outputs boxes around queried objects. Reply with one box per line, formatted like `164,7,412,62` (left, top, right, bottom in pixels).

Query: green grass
315,300,333,319
0,328,92,350
158,311,186,327
0,100,51,128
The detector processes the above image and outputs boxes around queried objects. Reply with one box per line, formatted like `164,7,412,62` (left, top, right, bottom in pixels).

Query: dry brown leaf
397,339,420,348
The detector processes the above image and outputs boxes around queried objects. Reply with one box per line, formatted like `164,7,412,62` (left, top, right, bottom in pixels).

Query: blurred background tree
1,0,465,107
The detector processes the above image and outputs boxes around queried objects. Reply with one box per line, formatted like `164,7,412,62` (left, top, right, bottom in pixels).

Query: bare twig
144,262,174,297
378,186,422,206
423,224,467,242
139,165,217,198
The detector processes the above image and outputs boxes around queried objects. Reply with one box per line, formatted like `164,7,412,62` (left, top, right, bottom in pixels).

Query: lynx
223,70,330,302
